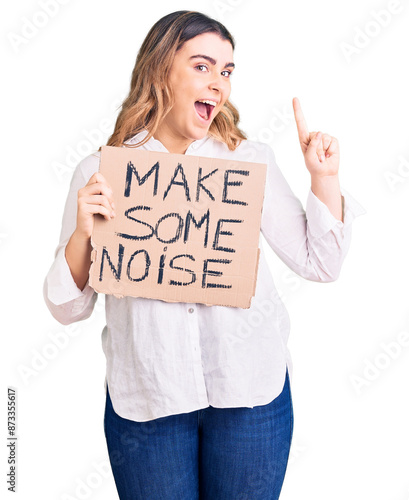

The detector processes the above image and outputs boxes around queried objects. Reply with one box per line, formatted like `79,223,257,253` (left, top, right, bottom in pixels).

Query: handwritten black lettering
124,161,159,197
222,169,249,206
202,259,232,289
169,254,196,286
127,249,150,282
157,250,166,284
184,209,210,247
196,167,218,201
163,163,191,201
116,206,154,241
100,244,124,281
212,218,243,253
155,212,184,244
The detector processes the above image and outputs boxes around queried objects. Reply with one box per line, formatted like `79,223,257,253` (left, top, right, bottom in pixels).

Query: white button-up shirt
43,130,365,422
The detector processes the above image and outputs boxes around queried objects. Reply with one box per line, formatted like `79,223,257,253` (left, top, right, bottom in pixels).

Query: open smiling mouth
194,99,217,122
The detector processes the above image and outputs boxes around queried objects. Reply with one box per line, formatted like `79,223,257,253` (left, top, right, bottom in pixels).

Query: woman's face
156,32,234,151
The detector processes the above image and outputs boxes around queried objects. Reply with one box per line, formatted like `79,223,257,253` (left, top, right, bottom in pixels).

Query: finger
325,137,339,157
322,134,332,152
87,172,108,186
82,194,115,214
293,97,309,145
316,133,329,162
86,173,115,205
79,195,116,219
306,131,324,162
316,137,325,162
82,203,114,221
79,182,115,208
80,182,113,198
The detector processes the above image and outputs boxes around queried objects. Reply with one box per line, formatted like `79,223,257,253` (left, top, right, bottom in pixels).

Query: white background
2,0,409,498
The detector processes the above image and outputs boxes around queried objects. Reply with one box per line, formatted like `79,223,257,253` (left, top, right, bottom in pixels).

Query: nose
208,71,224,93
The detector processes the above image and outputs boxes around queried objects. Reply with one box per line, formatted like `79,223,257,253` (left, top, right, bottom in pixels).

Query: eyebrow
189,54,235,69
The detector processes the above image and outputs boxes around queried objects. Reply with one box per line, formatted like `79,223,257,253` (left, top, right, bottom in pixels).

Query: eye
221,70,232,78
195,64,208,72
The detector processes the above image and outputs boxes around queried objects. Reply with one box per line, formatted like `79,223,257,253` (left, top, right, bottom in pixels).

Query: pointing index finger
293,97,309,144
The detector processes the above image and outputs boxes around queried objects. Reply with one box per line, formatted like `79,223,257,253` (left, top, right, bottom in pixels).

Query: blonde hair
101,11,246,152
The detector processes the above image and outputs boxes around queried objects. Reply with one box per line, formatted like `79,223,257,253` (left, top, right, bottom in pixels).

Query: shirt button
188,307,194,313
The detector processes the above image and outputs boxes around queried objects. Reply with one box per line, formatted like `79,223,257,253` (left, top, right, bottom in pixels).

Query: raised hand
292,97,340,178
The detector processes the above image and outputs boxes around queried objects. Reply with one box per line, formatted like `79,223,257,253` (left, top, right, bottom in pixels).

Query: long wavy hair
102,10,246,152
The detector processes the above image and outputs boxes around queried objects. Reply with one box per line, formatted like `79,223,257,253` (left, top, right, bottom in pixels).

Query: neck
153,126,195,155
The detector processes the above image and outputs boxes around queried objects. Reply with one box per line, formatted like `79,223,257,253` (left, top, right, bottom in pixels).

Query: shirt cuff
46,246,95,306
306,187,366,239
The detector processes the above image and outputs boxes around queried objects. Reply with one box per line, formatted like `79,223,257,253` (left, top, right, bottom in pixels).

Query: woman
44,10,363,500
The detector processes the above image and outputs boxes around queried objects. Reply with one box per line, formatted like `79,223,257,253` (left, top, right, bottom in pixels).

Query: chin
189,124,212,140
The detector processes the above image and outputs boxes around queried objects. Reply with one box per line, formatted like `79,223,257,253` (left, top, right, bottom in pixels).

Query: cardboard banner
89,145,267,308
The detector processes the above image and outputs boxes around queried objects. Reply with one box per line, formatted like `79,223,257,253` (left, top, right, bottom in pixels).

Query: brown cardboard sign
89,145,267,308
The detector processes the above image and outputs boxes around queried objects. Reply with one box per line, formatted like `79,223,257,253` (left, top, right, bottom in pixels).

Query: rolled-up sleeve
260,145,366,282
43,152,100,324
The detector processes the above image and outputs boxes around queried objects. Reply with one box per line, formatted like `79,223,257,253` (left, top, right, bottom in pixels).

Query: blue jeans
104,368,293,500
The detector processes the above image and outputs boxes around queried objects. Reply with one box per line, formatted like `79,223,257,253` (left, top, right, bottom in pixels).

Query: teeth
198,99,217,107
